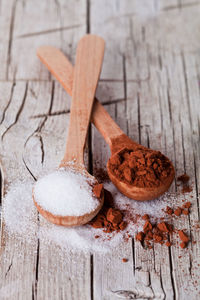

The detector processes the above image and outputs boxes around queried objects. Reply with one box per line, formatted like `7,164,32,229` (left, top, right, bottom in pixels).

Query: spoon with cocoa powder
33,35,105,226
37,46,175,201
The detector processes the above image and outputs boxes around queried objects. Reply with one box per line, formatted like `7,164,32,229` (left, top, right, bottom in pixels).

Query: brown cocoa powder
178,230,189,243
177,173,192,194
93,183,104,199
166,206,173,215
89,189,127,233
108,147,173,188
91,170,193,250
177,173,190,184
174,207,182,216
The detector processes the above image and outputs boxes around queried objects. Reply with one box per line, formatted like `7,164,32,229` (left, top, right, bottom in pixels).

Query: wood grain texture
0,0,200,299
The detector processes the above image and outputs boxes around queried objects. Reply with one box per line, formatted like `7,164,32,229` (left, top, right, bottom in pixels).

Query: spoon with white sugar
33,35,105,226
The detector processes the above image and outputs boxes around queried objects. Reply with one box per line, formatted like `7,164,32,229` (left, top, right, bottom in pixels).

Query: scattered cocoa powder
135,208,193,249
178,230,189,243
165,202,191,218
89,189,127,233
143,220,153,233
135,218,173,249
166,206,173,215
135,231,144,242
165,241,172,247
174,207,182,216
93,168,109,183
142,214,150,220
177,173,190,184
183,202,191,209
108,147,174,188
91,185,193,251
182,209,189,215
177,173,192,194
182,186,193,194
180,242,187,249
157,222,171,232
93,183,104,199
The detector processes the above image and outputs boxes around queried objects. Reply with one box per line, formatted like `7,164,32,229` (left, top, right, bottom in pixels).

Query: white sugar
2,177,179,253
2,180,37,241
34,169,99,216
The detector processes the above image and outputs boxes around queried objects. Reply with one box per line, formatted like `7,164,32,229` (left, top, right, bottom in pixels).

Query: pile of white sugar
34,169,99,216
2,177,177,253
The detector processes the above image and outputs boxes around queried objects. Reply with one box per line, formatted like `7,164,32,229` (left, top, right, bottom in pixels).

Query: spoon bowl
33,165,104,226
107,146,175,201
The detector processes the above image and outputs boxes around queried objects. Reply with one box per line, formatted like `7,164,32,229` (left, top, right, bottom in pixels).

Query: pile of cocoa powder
108,148,174,187
92,171,192,249
91,188,127,234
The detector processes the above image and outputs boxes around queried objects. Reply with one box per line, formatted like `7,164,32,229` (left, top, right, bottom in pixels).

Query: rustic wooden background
0,0,200,299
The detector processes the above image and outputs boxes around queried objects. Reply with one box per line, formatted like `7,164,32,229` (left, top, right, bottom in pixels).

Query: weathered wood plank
0,0,200,299
90,1,200,299
6,0,86,80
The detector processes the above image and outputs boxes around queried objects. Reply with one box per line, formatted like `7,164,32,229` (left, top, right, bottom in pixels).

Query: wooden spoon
37,46,175,201
33,35,105,226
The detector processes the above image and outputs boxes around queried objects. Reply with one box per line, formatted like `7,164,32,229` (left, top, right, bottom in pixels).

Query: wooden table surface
0,1,200,299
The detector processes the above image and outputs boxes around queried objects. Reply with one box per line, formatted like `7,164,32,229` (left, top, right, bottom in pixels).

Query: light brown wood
33,35,105,226
61,35,105,166
37,46,175,201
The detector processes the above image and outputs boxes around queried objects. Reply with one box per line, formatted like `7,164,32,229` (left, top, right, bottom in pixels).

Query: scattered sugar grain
3,178,181,254
34,169,99,216
3,180,37,242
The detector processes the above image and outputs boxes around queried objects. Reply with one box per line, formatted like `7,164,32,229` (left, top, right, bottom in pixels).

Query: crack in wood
137,93,141,145
16,24,84,39
6,0,17,80
1,82,28,141
5,260,12,278
163,1,200,12
188,253,192,276
32,239,40,300
146,129,150,148
111,288,155,299
86,0,90,34
0,82,16,124
158,42,162,70
132,239,136,275
29,88,37,99
30,109,70,119
22,157,37,181
167,88,172,124
90,254,94,300
39,136,44,164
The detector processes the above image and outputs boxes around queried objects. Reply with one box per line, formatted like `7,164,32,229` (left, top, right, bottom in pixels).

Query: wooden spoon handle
37,46,124,149
61,35,105,165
